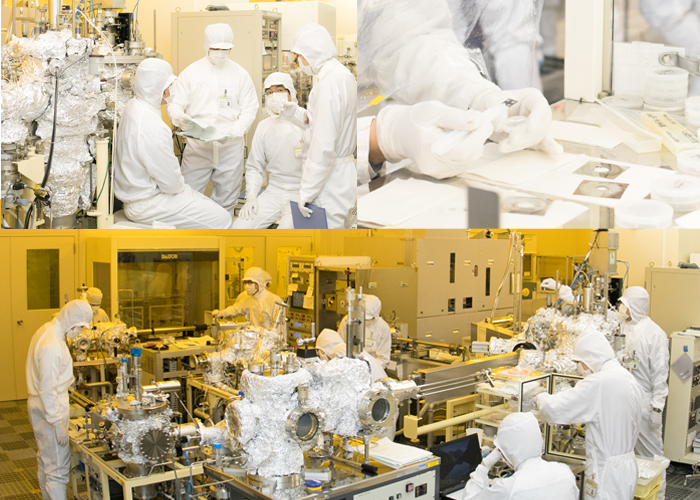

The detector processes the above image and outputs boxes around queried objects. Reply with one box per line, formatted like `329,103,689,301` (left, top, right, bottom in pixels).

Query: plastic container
635,484,660,500
677,149,700,176
603,95,644,109
615,200,674,228
650,173,700,212
635,457,664,498
644,68,689,110
686,96,700,131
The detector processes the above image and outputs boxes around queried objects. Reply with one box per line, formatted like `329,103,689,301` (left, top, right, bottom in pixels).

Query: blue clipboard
290,201,328,229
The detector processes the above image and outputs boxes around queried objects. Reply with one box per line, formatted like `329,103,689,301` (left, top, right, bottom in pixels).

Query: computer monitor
429,434,483,495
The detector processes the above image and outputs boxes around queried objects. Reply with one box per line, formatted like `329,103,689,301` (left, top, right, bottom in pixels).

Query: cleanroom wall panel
0,238,16,401
10,236,76,400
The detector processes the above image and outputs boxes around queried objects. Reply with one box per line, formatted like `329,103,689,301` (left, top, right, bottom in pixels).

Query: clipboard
290,201,328,229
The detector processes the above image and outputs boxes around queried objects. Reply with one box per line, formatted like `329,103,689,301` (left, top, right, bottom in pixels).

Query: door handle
17,319,23,325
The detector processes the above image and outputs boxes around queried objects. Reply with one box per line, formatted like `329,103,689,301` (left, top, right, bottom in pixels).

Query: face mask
301,63,314,76
619,303,631,322
265,92,287,116
91,305,100,317
164,94,174,104
578,363,593,377
67,325,83,339
208,50,230,66
245,283,259,296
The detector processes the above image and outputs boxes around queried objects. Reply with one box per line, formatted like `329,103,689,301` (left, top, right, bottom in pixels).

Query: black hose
41,73,60,188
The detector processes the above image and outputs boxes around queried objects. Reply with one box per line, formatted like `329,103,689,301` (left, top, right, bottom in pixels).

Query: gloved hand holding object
535,392,550,410
376,101,494,179
54,422,69,447
297,202,313,218
239,195,259,220
473,87,563,155
482,448,502,468
178,113,195,132
649,408,663,431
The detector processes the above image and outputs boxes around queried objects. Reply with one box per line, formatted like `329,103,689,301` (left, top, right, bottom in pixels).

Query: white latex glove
649,409,663,431
376,101,494,179
280,101,299,118
540,278,557,291
211,309,220,319
559,285,575,303
535,392,551,410
54,423,69,447
226,127,244,140
178,113,194,132
473,88,563,156
482,448,502,469
297,202,313,218
239,196,259,220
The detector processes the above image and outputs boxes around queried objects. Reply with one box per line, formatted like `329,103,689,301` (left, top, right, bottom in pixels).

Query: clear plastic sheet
306,358,371,436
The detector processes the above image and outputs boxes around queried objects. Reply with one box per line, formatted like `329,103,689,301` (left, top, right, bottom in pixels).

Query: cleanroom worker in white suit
26,300,93,500
215,267,286,336
337,294,392,368
357,0,562,184
276,23,357,229
86,287,109,325
620,286,670,499
115,59,232,229
536,331,645,500
167,23,260,212
232,73,303,228
458,412,579,499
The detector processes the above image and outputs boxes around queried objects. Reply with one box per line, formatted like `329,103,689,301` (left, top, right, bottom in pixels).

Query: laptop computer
430,434,483,496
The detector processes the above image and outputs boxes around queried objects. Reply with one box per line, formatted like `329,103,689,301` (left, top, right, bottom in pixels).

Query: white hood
291,23,337,74
204,23,234,51
243,267,267,296
86,287,102,306
264,72,298,104
316,329,346,359
364,294,381,320
494,412,542,470
572,330,616,373
620,286,649,326
134,58,174,109
51,299,92,339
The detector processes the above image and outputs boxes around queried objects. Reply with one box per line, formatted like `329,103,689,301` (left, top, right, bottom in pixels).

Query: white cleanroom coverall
167,24,260,211
86,287,109,325
459,412,579,500
26,300,92,500
280,23,357,229
338,294,392,368
114,59,232,229
537,331,645,500
232,73,303,228
217,267,286,336
621,286,669,499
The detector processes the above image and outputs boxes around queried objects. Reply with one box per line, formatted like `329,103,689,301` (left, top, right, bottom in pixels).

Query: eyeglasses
265,88,290,97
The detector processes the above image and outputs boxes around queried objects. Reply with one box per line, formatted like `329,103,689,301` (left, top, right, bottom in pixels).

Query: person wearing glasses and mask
233,73,303,228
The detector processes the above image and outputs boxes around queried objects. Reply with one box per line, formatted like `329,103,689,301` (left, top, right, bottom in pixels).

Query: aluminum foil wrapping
2,31,106,218
489,337,518,355
35,136,93,216
1,79,49,122
199,421,228,447
306,358,371,436
235,369,314,477
1,120,29,144
519,308,620,375
103,406,174,465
